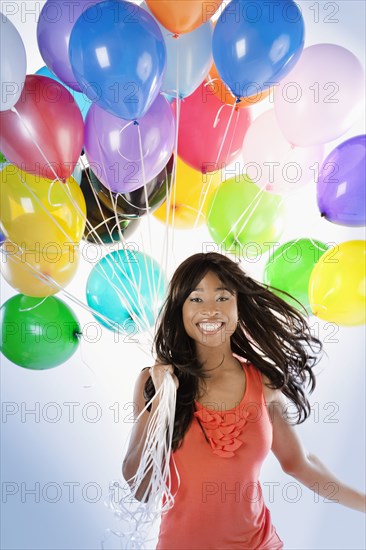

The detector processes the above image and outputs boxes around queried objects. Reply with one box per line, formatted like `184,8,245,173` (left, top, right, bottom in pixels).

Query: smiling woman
1,0,365,549
182,271,238,342
121,252,366,549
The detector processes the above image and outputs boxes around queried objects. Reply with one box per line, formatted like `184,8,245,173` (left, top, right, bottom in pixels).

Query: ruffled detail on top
193,407,251,458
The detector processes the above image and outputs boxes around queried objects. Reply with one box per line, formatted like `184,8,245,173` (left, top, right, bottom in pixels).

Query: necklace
202,355,225,372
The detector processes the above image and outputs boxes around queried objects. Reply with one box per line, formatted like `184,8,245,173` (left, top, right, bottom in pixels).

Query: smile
196,322,224,335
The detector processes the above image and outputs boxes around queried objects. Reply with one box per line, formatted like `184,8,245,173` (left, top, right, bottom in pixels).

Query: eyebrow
191,287,232,292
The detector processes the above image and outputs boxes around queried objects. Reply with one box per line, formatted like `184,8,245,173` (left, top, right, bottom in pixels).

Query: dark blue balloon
69,0,166,120
212,0,304,99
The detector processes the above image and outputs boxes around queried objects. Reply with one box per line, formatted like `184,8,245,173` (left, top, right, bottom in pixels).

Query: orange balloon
1,240,80,297
146,0,223,34
207,64,271,108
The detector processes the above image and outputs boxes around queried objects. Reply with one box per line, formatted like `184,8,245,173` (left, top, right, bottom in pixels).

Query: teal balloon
35,66,92,120
86,250,167,333
263,238,329,311
0,295,81,370
72,159,82,185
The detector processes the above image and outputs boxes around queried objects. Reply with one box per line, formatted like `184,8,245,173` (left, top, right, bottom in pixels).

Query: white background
1,1,365,549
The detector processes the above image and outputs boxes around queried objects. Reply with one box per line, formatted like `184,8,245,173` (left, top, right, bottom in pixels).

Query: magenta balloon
317,135,366,227
84,94,175,193
0,75,84,180
37,0,101,92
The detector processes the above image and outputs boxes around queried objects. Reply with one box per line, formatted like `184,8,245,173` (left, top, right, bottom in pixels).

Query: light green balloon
263,238,329,311
206,175,285,257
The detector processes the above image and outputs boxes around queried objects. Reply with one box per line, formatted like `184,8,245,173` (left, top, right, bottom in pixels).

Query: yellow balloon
0,165,86,249
153,157,221,229
308,240,366,326
1,240,80,297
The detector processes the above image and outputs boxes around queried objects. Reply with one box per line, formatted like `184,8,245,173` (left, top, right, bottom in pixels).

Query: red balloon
0,75,84,181
174,81,251,173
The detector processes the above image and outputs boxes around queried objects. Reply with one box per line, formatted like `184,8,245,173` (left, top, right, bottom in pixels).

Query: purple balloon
37,0,101,92
317,135,366,227
84,94,175,193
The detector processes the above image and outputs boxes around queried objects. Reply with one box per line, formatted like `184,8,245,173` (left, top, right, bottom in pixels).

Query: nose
200,301,219,317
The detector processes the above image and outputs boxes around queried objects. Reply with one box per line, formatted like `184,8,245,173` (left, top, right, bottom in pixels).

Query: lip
196,321,225,335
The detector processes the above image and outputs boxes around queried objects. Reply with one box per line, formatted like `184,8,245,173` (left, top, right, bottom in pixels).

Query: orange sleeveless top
156,353,284,550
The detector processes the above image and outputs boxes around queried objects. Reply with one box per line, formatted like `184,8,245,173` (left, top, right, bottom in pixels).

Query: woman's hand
149,363,179,391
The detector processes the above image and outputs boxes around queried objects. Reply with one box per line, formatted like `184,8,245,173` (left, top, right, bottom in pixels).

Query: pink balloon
174,81,251,173
0,75,84,180
274,44,364,147
242,110,324,194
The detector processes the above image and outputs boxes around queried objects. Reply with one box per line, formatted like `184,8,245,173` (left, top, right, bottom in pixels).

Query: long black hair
144,252,323,452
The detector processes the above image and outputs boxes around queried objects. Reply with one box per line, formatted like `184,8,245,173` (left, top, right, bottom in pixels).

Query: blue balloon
140,1,212,99
69,0,166,120
164,94,176,104
213,0,304,99
86,249,167,333
35,66,92,120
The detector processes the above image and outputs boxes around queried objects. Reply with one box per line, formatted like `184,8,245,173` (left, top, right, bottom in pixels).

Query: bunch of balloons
0,0,365,372
1,9,85,367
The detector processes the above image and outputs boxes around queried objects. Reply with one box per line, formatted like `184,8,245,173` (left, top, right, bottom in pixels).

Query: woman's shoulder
235,353,278,405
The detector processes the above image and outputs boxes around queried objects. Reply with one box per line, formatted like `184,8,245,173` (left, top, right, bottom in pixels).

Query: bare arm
122,364,178,501
290,452,366,513
263,374,366,513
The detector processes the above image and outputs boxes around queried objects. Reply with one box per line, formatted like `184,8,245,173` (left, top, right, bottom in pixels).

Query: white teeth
198,322,223,332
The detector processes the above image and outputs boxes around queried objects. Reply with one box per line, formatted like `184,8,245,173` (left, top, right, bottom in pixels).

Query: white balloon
0,13,27,111
242,109,324,194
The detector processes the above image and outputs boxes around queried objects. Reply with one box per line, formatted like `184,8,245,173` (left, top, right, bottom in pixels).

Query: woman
122,252,366,549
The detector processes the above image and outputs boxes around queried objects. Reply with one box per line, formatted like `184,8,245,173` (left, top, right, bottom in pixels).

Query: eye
217,296,229,301
189,297,202,302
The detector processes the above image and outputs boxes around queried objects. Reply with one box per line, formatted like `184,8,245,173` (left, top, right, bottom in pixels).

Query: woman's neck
195,344,239,379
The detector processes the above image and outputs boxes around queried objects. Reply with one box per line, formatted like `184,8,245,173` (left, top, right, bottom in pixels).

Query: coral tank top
156,353,284,550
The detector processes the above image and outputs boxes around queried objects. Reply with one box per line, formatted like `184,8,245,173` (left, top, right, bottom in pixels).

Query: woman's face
182,271,238,349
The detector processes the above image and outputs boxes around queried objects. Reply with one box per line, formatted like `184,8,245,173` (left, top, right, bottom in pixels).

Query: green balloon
263,238,329,311
0,294,81,370
206,175,285,257
0,151,6,164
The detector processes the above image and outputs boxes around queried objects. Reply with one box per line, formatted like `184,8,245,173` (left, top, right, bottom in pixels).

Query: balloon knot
172,33,179,39
320,212,326,218
74,331,83,339
61,178,67,184
235,97,241,104
133,120,139,126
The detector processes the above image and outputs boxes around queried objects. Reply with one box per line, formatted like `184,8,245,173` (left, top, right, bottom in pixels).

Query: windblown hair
144,252,324,452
